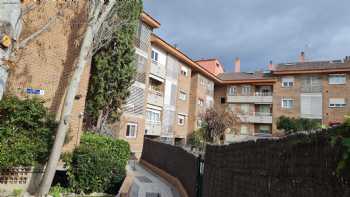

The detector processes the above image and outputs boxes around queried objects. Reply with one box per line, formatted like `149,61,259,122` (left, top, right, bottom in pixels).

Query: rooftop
218,72,270,81
274,59,350,74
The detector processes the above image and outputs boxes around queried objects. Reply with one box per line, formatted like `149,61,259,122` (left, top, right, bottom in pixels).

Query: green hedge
0,96,56,168
276,116,321,134
64,133,130,194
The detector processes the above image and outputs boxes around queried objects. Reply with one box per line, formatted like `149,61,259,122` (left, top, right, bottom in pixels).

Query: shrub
64,132,130,194
276,116,321,134
0,96,56,168
187,129,205,150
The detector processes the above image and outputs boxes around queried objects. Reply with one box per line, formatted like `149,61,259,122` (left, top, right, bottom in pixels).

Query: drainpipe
0,0,22,99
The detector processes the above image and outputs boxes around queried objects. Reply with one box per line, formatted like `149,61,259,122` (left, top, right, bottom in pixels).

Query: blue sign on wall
26,88,45,95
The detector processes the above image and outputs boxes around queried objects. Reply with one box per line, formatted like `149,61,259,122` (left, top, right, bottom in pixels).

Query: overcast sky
144,0,350,72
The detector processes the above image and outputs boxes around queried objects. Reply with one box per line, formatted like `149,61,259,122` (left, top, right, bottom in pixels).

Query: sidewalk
127,162,181,197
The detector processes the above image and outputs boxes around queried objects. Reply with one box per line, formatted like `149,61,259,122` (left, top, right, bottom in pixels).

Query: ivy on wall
85,0,143,131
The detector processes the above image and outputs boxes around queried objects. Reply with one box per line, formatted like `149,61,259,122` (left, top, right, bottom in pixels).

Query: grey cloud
144,0,350,72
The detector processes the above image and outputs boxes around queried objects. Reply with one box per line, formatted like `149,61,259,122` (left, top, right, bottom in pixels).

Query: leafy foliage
187,128,205,150
329,115,350,176
276,116,321,134
64,133,130,194
85,0,143,131
0,96,56,168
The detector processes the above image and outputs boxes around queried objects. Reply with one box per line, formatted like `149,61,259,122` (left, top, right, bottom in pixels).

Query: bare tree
200,107,239,144
37,0,132,195
0,0,61,99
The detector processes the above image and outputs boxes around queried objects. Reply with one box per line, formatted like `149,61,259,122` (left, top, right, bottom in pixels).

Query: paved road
127,162,180,197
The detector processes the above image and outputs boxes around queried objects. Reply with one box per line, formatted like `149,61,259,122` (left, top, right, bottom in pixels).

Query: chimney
268,60,274,70
234,57,240,73
299,51,305,63
344,56,350,62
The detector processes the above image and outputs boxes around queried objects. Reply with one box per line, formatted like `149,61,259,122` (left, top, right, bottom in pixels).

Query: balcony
145,121,161,136
227,92,273,103
238,112,273,124
150,60,166,79
147,90,163,107
134,37,149,53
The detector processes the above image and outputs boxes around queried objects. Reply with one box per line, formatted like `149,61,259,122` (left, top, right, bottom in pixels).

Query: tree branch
17,11,62,49
21,0,48,15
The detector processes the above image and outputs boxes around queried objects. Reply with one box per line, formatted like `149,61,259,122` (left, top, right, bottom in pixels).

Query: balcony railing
147,90,164,107
134,37,149,52
227,92,273,103
145,121,161,136
238,112,273,124
150,61,166,79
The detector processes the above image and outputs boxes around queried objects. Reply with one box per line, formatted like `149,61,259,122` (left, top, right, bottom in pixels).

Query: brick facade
7,1,89,152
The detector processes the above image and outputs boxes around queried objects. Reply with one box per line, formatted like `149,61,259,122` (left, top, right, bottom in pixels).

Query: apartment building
117,11,350,154
114,12,160,156
206,59,275,140
150,35,218,145
272,54,350,130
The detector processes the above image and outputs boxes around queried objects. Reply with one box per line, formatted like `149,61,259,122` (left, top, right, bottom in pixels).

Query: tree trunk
0,0,22,99
37,24,95,196
96,109,103,131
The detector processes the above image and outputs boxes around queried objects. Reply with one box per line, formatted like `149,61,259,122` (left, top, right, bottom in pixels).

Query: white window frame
151,50,159,63
329,74,346,85
241,85,252,96
179,91,187,101
126,123,137,138
227,86,236,96
178,114,185,126
281,77,294,87
329,98,346,108
281,98,293,109
146,109,161,123
180,66,188,77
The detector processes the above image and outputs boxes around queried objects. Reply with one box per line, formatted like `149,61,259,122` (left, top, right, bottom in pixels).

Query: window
241,85,251,96
329,98,346,108
178,114,185,126
146,109,161,123
300,93,322,119
197,119,203,128
179,91,187,101
181,66,189,77
240,125,249,135
151,50,159,62
329,74,346,85
220,97,226,104
200,77,206,86
258,125,271,134
198,98,204,106
227,86,236,96
302,76,322,92
282,77,294,87
281,98,293,109
126,123,137,138
240,104,250,114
